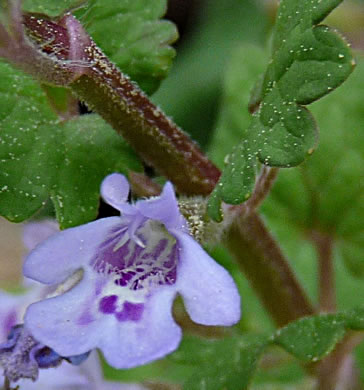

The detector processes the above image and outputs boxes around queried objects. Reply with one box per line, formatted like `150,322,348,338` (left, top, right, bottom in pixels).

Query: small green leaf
256,90,318,166
207,45,267,217
262,58,364,277
272,0,342,53
206,187,223,223
183,307,364,389
49,115,141,227
208,0,354,219
0,62,141,228
208,45,268,169
274,314,347,362
74,0,178,94
22,0,85,17
219,134,259,204
257,23,353,166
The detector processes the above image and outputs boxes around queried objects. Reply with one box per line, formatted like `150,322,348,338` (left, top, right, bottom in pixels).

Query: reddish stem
226,212,315,327
311,231,336,312
20,12,221,195
129,172,162,197
70,41,220,195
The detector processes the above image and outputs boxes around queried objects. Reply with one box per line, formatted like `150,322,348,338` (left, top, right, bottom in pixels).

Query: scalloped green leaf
209,124,259,212
208,45,268,169
0,61,141,228
22,0,85,17
183,307,364,389
208,0,354,220
262,58,364,277
74,0,178,94
257,24,353,166
207,45,267,213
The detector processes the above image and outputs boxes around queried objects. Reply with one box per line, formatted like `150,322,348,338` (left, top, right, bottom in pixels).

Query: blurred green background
1,0,363,388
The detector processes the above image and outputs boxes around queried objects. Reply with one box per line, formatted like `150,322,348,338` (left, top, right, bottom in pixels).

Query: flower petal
101,173,130,212
136,182,187,231
17,361,90,389
24,271,104,356
23,217,122,285
22,220,59,252
78,350,103,384
174,232,241,326
99,288,181,368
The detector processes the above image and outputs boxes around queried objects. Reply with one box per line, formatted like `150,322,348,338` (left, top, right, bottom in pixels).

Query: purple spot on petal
116,301,144,322
165,269,177,285
99,295,118,314
115,271,136,286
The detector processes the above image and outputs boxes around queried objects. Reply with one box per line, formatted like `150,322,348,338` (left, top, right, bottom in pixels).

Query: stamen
113,231,129,252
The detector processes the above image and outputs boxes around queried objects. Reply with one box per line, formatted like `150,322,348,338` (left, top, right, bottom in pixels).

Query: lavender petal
174,232,241,326
24,217,122,285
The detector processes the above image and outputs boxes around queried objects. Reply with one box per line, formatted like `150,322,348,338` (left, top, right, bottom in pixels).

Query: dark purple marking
91,226,131,272
151,239,168,258
116,301,144,322
165,269,177,284
163,244,178,269
125,244,144,267
99,295,118,314
115,271,136,286
141,239,168,260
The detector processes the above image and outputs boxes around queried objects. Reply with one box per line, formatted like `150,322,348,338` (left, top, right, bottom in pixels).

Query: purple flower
0,221,88,385
24,174,241,368
0,220,59,341
0,221,146,389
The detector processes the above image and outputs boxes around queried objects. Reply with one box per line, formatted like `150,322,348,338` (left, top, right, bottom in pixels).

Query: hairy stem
19,13,220,195
225,212,315,327
70,42,220,195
